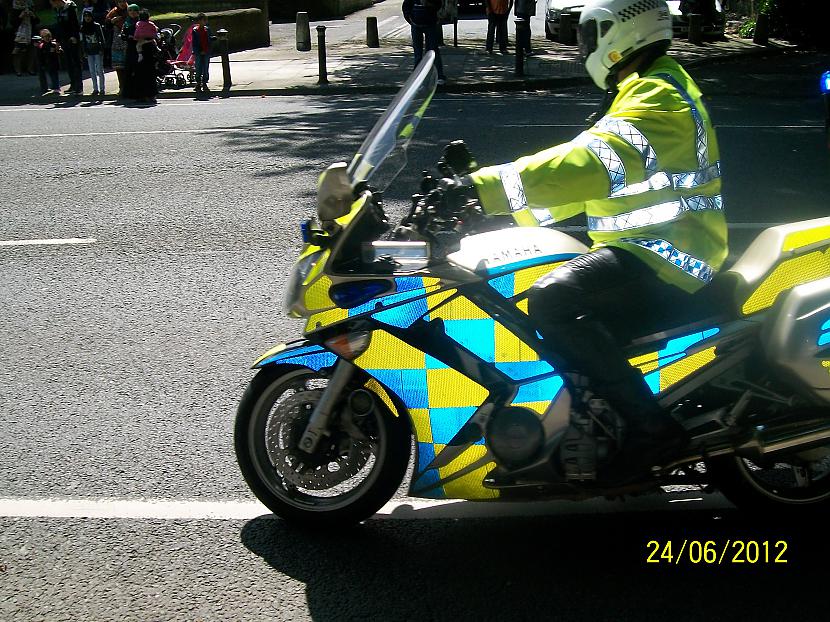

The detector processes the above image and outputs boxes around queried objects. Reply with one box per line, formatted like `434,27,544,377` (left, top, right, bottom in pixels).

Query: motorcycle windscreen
347,51,438,191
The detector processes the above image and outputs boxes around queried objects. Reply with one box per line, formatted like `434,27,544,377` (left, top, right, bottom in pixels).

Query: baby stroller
156,24,196,89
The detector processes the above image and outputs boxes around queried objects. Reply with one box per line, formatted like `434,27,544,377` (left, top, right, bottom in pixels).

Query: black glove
434,175,479,216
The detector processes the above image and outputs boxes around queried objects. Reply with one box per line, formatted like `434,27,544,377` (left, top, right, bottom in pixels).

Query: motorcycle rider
457,0,728,480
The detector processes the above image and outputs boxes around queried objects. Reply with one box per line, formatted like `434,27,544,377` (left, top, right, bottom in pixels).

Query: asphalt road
1,52,830,620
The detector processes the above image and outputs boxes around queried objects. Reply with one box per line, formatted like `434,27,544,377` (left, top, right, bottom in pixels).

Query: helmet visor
578,19,598,62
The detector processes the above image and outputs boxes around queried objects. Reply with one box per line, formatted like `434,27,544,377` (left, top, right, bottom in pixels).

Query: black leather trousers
527,247,693,435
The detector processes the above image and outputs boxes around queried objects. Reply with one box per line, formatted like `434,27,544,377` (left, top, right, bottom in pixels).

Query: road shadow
241,508,830,621
220,88,598,209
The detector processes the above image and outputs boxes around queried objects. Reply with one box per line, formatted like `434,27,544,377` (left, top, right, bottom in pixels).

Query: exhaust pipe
737,420,830,458
663,419,830,470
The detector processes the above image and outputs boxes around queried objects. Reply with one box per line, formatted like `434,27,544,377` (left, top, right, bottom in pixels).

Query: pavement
1,49,830,620
0,0,794,105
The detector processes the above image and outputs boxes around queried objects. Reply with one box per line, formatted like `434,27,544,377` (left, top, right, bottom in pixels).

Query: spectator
50,0,84,95
0,3,11,75
121,3,139,99
80,8,105,96
109,15,127,97
36,28,62,94
402,0,446,84
514,0,536,55
106,0,128,70
88,0,112,67
191,13,216,94
11,1,39,77
133,9,157,63
131,9,157,102
485,0,512,54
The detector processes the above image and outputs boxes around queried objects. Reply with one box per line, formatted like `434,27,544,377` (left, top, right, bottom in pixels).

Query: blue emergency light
821,71,830,95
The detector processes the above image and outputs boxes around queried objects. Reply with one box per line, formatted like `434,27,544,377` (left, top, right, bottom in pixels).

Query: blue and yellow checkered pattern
353,329,494,499
488,262,567,313
354,292,566,500
429,296,555,381
628,327,720,394
306,276,447,332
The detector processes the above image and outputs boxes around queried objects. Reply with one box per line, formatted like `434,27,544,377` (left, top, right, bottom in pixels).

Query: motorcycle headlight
284,250,324,316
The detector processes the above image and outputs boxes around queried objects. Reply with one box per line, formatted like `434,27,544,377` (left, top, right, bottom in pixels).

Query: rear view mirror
317,162,352,221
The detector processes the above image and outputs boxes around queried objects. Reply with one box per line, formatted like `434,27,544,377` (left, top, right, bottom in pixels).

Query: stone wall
155,8,269,53
269,0,375,22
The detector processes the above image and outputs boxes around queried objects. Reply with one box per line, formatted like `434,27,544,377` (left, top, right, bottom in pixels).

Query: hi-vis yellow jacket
470,56,728,293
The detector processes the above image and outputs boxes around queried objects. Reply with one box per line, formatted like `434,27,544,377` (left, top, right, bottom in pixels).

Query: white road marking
0,497,458,520
0,494,730,521
0,128,273,139
668,497,704,503
0,237,97,247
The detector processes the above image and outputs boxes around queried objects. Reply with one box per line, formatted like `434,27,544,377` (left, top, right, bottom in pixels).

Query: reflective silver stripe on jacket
588,194,723,232
610,161,721,198
577,134,626,195
620,237,715,283
532,208,555,226
498,163,528,212
656,72,709,169
594,117,659,177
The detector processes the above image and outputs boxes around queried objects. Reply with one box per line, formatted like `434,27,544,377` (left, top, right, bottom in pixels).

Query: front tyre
235,365,411,527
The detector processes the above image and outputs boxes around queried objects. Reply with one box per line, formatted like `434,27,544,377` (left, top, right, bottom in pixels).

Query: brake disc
264,389,375,490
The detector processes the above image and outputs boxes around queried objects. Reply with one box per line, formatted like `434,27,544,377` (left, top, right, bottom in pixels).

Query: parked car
544,0,725,43
669,1,725,39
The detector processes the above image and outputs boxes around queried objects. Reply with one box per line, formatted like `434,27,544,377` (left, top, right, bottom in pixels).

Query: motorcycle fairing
488,261,573,314
350,287,570,500
628,327,721,394
731,217,830,316
742,247,830,316
305,276,449,333
252,342,338,371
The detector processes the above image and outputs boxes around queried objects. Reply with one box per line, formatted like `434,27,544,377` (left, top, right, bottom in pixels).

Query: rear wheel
235,366,411,527
708,441,830,516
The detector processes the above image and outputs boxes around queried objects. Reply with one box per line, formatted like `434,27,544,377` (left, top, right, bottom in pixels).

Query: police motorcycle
235,52,830,525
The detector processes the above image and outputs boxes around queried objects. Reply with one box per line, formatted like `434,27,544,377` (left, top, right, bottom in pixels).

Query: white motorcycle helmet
578,0,673,89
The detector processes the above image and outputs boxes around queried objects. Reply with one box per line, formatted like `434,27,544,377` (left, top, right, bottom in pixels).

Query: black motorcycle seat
622,271,743,343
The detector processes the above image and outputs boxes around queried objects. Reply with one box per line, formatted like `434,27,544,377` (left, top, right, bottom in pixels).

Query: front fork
298,359,355,453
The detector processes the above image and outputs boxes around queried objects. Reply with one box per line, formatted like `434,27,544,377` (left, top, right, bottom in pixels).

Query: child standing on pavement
80,8,106,96
191,13,215,94
36,28,62,94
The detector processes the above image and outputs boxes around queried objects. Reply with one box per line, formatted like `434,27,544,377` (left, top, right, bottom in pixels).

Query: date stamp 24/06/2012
646,540,788,565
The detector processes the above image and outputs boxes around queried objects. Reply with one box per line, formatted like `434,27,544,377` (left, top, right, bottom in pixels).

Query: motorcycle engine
559,400,625,481
486,407,545,468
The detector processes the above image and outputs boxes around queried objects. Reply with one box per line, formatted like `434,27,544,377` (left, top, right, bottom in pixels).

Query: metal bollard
296,12,311,51
515,18,527,76
217,29,231,94
559,12,574,45
454,19,458,47
753,13,770,46
317,25,328,85
367,16,379,48
688,13,703,45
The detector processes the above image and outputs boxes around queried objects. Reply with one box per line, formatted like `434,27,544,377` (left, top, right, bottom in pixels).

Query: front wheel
235,365,411,527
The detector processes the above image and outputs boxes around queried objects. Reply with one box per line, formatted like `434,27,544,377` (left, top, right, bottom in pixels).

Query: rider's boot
595,373,689,484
